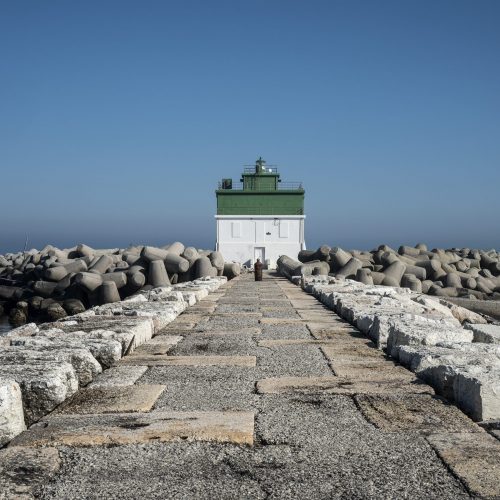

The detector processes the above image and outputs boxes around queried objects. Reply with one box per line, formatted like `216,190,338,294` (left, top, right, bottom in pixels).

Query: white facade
215,215,306,269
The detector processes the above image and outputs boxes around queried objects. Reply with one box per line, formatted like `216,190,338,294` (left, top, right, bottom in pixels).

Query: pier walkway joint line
1,272,499,499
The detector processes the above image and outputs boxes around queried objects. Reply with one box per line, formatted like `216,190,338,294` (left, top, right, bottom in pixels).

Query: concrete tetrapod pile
0,275,228,447
0,242,240,326
279,267,500,424
288,244,500,301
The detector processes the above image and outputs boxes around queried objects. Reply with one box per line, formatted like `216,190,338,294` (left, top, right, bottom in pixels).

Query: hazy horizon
1,1,499,254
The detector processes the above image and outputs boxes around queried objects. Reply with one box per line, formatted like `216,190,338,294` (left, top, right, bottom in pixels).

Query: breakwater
0,242,241,328
277,259,500,423
295,243,500,298
0,275,229,446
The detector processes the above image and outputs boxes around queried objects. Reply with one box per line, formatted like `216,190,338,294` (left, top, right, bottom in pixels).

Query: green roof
216,158,304,215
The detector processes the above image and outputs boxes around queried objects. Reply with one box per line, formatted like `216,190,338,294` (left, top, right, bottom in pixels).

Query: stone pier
1,272,499,499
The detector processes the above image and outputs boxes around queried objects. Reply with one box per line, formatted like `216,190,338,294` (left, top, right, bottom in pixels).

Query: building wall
215,215,306,269
216,191,305,215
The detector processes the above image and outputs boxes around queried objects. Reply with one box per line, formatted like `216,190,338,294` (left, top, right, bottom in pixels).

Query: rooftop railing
243,166,279,174
217,181,303,191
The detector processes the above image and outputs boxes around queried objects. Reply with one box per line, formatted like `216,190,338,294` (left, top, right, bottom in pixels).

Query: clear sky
1,0,499,254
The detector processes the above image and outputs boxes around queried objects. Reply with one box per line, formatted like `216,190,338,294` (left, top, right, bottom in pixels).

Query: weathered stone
387,315,473,355
5,322,39,338
46,302,67,321
89,366,148,388
63,298,86,316
465,323,500,344
0,447,61,498
49,316,154,352
0,362,78,425
9,334,123,370
256,376,433,395
11,411,255,447
454,367,500,421
321,342,385,358
131,335,183,354
54,385,166,414
93,301,181,330
0,379,26,446
327,358,417,382
0,346,102,387
306,322,357,339
427,432,500,498
355,394,479,433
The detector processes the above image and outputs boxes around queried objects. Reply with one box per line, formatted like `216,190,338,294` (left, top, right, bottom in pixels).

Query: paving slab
321,343,386,359
10,411,255,447
188,304,218,313
0,447,60,499
119,354,257,367
355,394,480,434
54,385,166,414
427,431,500,498
213,312,262,317
161,322,197,332
89,366,149,388
258,339,337,347
201,295,224,302
297,310,343,322
327,358,418,382
306,322,359,339
259,318,305,325
289,299,325,308
256,376,434,395
170,335,257,357
130,336,183,355
175,314,208,324
190,327,262,336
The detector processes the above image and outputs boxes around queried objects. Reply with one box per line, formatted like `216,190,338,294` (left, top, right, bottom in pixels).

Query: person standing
254,258,263,281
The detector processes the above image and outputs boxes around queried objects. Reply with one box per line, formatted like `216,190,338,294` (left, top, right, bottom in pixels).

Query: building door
254,247,265,267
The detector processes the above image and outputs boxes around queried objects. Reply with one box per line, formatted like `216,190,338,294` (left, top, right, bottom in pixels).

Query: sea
0,315,13,335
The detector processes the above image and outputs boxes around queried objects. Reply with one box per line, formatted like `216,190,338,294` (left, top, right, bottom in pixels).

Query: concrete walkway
2,272,499,499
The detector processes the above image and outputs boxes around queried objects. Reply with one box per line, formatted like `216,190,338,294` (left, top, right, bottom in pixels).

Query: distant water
0,315,13,335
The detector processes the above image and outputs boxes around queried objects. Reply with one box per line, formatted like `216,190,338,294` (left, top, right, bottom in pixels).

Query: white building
215,158,306,269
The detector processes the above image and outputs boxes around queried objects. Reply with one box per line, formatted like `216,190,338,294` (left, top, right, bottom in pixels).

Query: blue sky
1,0,499,253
